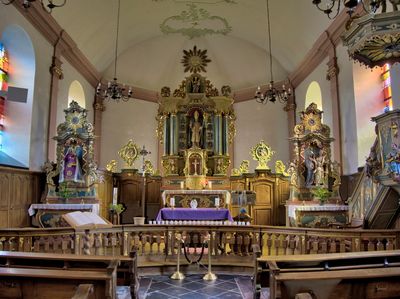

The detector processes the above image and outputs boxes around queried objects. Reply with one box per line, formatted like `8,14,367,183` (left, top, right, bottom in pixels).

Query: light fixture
96,0,132,102
1,0,66,13
255,0,291,104
311,0,382,19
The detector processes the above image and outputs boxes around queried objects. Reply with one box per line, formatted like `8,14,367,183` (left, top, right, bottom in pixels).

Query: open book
62,211,112,228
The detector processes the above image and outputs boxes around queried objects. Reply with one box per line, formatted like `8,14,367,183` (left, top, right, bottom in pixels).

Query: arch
68,80,86,108
305,81,323,111
0,24,35,168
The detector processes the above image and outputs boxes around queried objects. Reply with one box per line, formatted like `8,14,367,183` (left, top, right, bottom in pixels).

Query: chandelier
311,0,383,19
1,0,66,12
255,0,291,104
96,0,132,102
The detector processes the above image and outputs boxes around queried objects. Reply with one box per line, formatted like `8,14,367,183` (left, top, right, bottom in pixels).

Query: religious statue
287,162,298,187
304,148,316,187
190,110,203,148
386,143,400,174
314,153,325,186
59,139,84,184
191,76,201,93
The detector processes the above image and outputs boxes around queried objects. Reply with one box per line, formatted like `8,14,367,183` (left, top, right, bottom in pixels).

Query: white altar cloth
161,189,231,205
28,204,100,216
287,203,348,219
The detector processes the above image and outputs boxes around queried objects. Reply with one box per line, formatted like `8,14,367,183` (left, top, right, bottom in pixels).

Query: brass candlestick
171,237,185,280
203,234,217,281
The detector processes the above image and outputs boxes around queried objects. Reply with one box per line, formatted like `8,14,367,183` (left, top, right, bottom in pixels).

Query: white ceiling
52,0,334,91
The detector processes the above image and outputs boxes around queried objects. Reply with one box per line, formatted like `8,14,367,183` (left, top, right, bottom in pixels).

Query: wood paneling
146,177,162,221
0,166,45,228
116,171,143,224
95,170,113,219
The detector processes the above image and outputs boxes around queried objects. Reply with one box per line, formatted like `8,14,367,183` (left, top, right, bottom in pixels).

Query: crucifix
139,145,151,218
192,159,200,175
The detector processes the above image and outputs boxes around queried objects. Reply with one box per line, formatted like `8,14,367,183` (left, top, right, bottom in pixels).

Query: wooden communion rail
0,225,398,271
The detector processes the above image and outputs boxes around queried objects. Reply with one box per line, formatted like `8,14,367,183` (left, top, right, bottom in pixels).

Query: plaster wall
100,99,158,172
233,100,289,172
337,44,358,175
0,6,52,170
353,62,383,167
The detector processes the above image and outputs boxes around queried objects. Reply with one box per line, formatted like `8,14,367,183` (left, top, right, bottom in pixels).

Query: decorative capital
284,102,296,112
326,57,339,81
93,101,105,112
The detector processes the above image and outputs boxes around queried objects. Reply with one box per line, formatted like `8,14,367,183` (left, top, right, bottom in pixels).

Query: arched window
68,80,85,108
305,81,323,111
382,64,393,112
0,43,9,149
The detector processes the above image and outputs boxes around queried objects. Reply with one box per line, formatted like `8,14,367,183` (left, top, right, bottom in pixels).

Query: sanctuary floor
117,274,269,299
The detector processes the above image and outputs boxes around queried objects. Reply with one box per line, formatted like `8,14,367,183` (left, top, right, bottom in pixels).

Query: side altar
32,101,100,227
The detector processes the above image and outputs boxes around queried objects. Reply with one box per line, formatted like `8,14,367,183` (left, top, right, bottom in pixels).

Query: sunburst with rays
181,46,211,73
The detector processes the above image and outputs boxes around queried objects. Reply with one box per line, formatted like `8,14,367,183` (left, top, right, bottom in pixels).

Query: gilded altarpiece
157,47,235,184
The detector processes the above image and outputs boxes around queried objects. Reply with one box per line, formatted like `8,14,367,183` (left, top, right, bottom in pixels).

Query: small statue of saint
314,153,325,186
59,140,84,184
304,149,316,187
190,110,203,148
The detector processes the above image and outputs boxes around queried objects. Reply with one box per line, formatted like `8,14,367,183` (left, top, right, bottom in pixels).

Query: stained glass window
381,63,393,112
0,43,8,149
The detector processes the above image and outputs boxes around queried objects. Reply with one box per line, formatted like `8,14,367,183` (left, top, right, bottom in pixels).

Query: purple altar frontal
156,208,233,222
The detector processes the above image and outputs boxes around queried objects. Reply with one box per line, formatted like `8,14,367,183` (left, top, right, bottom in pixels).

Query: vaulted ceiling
51,0,334,91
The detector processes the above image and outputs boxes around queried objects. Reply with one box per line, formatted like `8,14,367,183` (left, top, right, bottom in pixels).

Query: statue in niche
191,75,201,93
59,138,84,184
304,148,316,187
287,162,298,187
190,110,203,148
386,143,400,174
314,153,326,186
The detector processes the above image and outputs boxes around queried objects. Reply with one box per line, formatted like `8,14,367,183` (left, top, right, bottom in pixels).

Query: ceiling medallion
160,3,232,39
342,11,400,68
181,46,211,73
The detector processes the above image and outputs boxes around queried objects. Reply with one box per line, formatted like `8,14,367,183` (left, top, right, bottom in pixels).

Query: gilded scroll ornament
143,160,155,175
156,115,164,143
275,160,288,176
239,160,250,174
118,139,139,168
251,141,275,170
106,160,118,173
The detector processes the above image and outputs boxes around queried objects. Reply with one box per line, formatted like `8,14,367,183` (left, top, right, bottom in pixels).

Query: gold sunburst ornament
251,140,275,170
181,46,211,73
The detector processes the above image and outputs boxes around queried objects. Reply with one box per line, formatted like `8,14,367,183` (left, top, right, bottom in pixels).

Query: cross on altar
192,159,200,175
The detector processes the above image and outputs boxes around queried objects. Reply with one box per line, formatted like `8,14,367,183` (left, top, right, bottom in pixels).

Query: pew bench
253,249,400,299
0,251,138,299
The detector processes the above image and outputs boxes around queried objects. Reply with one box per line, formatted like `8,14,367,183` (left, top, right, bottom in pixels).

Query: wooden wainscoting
251,172,275,226
146,176,162,221
95,169,113,219
0,166,45,228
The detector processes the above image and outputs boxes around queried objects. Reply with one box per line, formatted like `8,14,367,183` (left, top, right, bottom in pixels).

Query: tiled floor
136,274,257,299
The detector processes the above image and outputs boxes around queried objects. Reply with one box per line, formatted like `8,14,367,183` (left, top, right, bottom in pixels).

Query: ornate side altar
286,103,345,227
34,101,100,227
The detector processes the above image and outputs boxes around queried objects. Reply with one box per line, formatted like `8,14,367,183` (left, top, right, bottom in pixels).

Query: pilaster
93,95,105,164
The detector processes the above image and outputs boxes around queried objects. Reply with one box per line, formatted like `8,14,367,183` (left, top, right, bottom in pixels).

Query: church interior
1,0,400,298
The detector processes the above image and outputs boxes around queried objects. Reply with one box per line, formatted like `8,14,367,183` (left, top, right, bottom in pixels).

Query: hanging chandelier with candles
311,0,386,19
0,0,66,12
96,0,133,102
255,0,291,104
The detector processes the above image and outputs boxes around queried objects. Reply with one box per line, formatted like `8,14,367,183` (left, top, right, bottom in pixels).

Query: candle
215,197,220,207
208,181,212,189
180,181,184,189
112,187,118,205
170,197,175,207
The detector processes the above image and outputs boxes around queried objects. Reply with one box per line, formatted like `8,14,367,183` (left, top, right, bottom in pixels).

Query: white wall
353,62,383,167
100,99,158,172
0,6,53,170
233,100,289,172
337,44,358,175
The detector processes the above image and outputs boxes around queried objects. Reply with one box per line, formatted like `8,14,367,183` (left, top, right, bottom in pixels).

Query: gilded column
223,114,229,155
93,95,105,163
47,32,64,161
163,115,169,155
170,113,178,155
214,113,223,155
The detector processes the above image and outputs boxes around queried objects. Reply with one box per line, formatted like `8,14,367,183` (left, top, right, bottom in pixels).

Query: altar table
156,208,233,221
28,204,100,228
161,189,231,207
286,202,348,228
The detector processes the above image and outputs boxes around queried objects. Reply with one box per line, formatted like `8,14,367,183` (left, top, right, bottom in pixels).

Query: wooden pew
253,249,400,299
0,251,138,299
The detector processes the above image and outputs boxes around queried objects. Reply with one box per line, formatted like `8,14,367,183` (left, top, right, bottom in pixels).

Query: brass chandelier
312,0,385,19
255,0,291,104
1,0,66,12
96,0,133,102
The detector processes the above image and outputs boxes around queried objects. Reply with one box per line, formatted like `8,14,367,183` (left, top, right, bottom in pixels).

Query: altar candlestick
180,181,184,189
215,197,220,208
208,181,212,189
170,197,175,207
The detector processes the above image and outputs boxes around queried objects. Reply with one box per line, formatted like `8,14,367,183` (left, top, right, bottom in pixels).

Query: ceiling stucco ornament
181,46,211,73
160,3,232,39
342,11,400,68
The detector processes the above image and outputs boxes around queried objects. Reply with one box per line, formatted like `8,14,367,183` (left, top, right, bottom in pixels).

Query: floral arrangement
109,203,125,214
311,187,331,204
